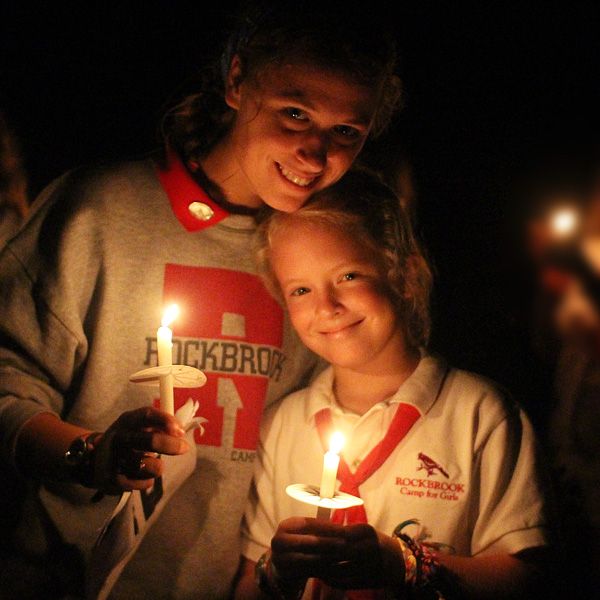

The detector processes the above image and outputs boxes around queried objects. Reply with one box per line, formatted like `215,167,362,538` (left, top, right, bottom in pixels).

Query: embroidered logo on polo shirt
395,452,466,501
417,452,449,478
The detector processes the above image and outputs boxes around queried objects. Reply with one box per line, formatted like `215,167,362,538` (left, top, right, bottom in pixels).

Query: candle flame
162,304,179,327
550,208,578,237
329,432,344,455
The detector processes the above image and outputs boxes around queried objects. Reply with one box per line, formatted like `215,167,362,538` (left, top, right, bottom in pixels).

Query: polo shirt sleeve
471,399,551,556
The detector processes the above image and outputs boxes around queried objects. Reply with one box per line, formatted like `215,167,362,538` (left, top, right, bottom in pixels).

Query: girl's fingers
114,406,186,436
93,407,190,493
110,421,190,456
116,451,163,479
278,517,346,536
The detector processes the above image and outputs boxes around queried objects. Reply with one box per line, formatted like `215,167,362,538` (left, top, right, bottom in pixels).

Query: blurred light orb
550,208,578,237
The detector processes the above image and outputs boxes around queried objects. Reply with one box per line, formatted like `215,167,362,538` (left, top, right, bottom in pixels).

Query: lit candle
319,432,344,499
157,304,178,415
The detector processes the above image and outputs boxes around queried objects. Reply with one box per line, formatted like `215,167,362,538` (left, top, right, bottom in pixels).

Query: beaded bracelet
392,520,441,592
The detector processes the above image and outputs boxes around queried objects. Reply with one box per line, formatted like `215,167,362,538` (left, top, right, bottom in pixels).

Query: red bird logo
417,452,449,478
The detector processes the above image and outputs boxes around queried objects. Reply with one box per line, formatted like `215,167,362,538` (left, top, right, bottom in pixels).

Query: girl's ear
225,55,244,110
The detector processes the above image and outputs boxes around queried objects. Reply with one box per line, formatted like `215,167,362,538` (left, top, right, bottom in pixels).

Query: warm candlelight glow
329,431,344,454
550,208,578,238
162,304,179,327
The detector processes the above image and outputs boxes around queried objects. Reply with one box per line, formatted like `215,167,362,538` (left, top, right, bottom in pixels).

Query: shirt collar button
188,201,214,221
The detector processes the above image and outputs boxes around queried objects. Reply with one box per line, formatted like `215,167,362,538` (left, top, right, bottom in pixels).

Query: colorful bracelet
392,520,441,592
393,536,419,585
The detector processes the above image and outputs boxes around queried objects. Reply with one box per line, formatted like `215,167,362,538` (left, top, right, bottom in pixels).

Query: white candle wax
319,432,344,499
157,305,178,415
319,452,340,499
157,325,173,367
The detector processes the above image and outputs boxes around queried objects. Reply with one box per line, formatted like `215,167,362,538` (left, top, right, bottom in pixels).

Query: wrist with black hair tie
63,431,103,488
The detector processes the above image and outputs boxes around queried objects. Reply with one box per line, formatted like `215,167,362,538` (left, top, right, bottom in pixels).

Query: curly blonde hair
255,167,433,348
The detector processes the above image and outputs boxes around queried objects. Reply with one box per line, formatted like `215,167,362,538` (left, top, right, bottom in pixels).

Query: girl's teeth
279,166,314,187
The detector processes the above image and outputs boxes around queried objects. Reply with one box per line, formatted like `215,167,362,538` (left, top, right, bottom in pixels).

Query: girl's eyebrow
278,88,314,106
279,276,305,287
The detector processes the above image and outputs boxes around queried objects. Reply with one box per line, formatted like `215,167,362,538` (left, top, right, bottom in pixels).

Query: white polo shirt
241,352,550,562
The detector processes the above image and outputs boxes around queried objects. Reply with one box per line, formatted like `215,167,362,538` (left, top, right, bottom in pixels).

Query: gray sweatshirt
0,154,317,599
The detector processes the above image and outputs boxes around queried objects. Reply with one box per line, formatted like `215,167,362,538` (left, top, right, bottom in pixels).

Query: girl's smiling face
209,59,379,212
270,219,408,374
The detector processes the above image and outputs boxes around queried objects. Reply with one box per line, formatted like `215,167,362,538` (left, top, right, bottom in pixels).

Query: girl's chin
263,194,309,213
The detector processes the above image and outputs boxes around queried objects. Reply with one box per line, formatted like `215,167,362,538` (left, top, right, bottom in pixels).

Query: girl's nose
296,130,328,170
316,287,344,316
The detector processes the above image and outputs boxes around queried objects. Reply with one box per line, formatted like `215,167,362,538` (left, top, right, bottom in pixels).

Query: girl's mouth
277,163,318,188
319,319,363,335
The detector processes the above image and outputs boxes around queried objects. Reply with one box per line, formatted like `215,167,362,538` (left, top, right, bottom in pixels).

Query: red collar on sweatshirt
155,149,229,232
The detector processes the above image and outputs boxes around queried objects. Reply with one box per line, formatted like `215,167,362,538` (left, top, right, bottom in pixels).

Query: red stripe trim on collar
155,149,229,232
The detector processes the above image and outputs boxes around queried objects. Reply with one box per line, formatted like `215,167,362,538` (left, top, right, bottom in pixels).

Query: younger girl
237,168,553,599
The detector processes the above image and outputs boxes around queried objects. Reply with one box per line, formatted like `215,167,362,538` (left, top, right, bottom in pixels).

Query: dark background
2,1,599,432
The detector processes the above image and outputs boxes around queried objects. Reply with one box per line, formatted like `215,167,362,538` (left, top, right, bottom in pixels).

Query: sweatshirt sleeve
0,170,103,465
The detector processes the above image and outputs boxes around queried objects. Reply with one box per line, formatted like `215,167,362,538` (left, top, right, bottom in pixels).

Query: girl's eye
341,273,357,281
291,286,310,296
333,125,360,140
285,107,308,121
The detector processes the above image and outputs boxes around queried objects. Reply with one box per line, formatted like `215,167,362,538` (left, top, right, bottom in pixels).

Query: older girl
0,2,400,598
